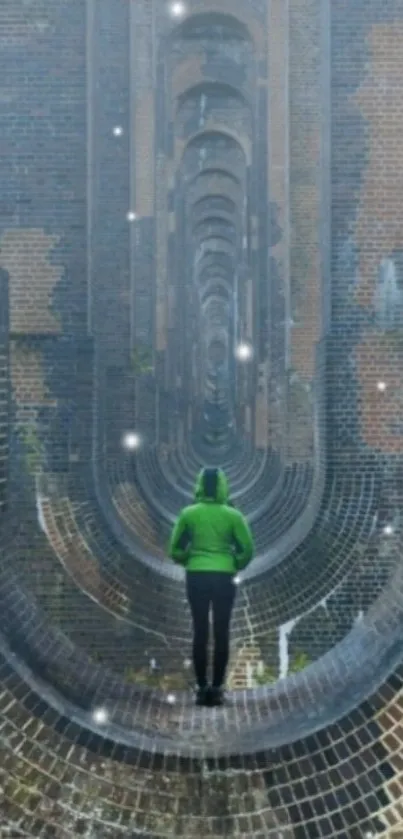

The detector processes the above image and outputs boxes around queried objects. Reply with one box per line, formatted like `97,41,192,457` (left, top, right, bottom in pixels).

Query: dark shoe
195,686,210,706
209,686,224,707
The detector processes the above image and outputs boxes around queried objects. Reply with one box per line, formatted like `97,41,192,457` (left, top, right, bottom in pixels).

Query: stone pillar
130,0,157,443
288,0,325,464
0,268,9,512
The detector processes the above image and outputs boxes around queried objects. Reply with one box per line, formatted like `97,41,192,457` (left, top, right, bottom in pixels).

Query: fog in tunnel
1,0,403,836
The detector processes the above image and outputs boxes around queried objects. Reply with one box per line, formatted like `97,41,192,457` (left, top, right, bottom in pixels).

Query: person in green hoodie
168,467,254,707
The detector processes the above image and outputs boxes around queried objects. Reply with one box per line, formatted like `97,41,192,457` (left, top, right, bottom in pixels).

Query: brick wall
353,24,403,453
0,335,8,512
0,2,403,837
0,0,87,479
330,0,403,465
0,269,9,512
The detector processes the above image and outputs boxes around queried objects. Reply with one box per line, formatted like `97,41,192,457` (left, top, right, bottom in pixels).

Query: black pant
186,572,236,689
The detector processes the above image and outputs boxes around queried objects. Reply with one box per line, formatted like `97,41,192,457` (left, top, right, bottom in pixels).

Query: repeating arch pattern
0,0,403,836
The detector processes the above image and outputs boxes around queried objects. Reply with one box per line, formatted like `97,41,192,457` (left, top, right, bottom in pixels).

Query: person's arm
168,509,191,565
232,510,254,570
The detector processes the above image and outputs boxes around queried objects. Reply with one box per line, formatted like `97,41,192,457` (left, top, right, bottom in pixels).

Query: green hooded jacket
168,468,254,573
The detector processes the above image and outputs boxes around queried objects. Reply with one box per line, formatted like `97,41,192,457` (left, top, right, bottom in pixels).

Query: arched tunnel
1,0,403,835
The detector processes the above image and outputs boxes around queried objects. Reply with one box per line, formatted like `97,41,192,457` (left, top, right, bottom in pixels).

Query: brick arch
198,269,231,287
200,277,232,300
197,254,232,274
192,195,237,217
189,176,242,207
196,235,235,257
170,57,252,105
193,228,236,252
193,216,237,236
195,250,234,278
188,166,243,188
166,7,259,48
192,212,239,240
176,80,251,111
174,123,252,169
183,126,250,162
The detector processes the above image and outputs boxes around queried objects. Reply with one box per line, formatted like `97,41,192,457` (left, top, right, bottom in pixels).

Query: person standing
168,467,254,706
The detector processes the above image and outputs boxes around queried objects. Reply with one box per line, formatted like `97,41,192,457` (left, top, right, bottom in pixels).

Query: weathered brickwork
0,0,403,837
355,334,403,453
134,92,155,219
378,687,403,833
352,25,403,453
0,229,62,334
289,0,322,380
0,271,9,512
171,54,205,102
265,0,288,453
10,344,56,418
0,339,8,512
0,1,87,334
354,25,403,308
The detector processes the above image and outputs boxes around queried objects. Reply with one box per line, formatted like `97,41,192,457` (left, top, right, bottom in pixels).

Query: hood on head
194,467,229,504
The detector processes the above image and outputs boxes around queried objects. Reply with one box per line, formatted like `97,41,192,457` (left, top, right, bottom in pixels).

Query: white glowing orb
122,432,141,451
92,707,108,725
233,574,241,585
166,693,177,705
126,211,137,222
383,524,394,536
113,125,123,136
235,342,253,362
377,381,387,392
170,1,186,18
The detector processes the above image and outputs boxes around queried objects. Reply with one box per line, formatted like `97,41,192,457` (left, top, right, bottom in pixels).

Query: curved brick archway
1,0,403,836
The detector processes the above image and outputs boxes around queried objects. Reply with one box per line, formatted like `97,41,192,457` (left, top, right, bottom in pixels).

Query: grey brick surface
0,0,402,836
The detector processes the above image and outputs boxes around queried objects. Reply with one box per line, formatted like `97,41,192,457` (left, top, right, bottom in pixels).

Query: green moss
289,650,311,673
254,650,311,685
131,344,154,375
124,667,187,690
5,775,41,811
254,665,278,686
19,421,44,475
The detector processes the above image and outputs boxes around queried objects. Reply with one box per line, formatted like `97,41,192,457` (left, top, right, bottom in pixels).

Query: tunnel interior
0,0,403,836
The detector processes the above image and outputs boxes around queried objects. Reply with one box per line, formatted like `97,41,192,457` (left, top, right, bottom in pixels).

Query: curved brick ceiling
0,0,403,836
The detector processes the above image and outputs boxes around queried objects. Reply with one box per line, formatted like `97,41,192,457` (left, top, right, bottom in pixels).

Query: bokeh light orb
169,1,187,18
92,707,109,725
235,342,253,362
122,431,142,451
383,524,394,536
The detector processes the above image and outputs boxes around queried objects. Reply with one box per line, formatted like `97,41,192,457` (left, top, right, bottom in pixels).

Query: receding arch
193,217,237,237
200,278,232,301
195,251,234,279
176,80,250,112
192,195,237,217
194,232,236,253
198,266,232,286
188,176,243,208
195,235,235,255
188,167,242,189
189,178,242,206
192,209,239,231
195,241,236,256
183,127,249,163
199,273,232,290
167,10,255,47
